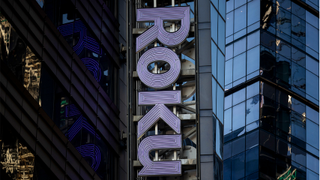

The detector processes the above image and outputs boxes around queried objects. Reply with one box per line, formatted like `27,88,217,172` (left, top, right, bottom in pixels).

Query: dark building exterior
0,0,226,180
0,0,128,179
223,0,319,179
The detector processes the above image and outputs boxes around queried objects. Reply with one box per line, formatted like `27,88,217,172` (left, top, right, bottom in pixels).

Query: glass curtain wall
224,0,319,179
210,0,225,179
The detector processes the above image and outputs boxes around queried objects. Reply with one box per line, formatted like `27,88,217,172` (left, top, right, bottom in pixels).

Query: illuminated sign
135,6,190,177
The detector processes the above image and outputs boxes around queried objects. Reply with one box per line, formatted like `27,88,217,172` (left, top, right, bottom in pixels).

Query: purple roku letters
136,6,190,177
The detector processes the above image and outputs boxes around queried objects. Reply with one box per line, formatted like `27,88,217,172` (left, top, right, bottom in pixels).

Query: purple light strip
136,7,190,52
138,104,180,139
137,47,181,89
81,58,101,82
65,104,81,117
58,20,101,55
138,135,181,176
66,115,101,141
76,144,101,171
138,91,181,105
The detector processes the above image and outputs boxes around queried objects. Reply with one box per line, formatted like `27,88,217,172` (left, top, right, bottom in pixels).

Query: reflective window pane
224,158,232,180
224,108,232,135
246,130,258,150
232,152,245,179
306,11,319,29
218,16,225,54
233,88,245,105
292,15,306,45
225,95,232,109
246,95,259,125
235,0,246,8
247,31,259,50
217,86,224,121
306,55,319,76
276,8,291,36
292,62,306,96
224,142,232,160
292,47,306,68
217,50,225,86
276,39,291,59
225,59,233,85
216,120,223,159
226,44,234,60
307,153,319,173
292,145,306,166
247,46,260,75
277,0,291,11
306,23,319,52
211,6,218,43
306,71,319,100
307,120,319,150
226,12,234,37
234,5,246,32
234,37,246,56
232,136,245,156
307,169,319,180
306,106,319,125
233,53,246,81
233,102,245,130
247,0,260,25
227,0,234,13
246,146,259,176
292,2,306,20
246,81,259,99
212,79,217,114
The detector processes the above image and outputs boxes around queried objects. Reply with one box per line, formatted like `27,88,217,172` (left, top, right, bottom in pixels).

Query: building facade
223,0,319,179
0,0,128,179
126,0,225,179
0,0,226,180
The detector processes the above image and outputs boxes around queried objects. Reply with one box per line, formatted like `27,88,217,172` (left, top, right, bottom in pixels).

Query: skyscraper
0,0,127,179
223,0,319,179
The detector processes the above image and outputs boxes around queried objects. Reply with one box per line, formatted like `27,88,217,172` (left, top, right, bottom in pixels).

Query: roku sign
136,7,190,176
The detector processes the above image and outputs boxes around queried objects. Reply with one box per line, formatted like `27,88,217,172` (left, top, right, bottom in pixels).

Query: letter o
137,47,181,89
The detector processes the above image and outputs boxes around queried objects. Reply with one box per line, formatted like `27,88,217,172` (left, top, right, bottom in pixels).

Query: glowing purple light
65,104,81,117
65,112,101,141
138,104,180,139
58,20,101,55
136,7,190,52
137,47,181,89
138,135,182,176
81,58,102,82
138,91,181,105
76,144,101,171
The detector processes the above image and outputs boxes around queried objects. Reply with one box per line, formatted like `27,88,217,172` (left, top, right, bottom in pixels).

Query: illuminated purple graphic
136,7,190,52
138,90,181,105
81,58,102,81
66,115,101,141
58,20,102,82
76,144,101,171
58,20,101,55
138,135,182,176
138,104,180,139
65,104,81,117
137,47,181,89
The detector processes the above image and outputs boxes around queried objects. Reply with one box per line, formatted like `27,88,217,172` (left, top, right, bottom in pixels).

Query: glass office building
0,0,127,179
223,0,319,179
